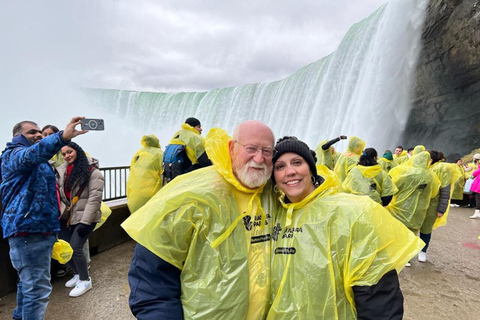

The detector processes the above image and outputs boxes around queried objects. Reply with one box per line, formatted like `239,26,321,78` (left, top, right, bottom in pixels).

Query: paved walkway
0,207,479,320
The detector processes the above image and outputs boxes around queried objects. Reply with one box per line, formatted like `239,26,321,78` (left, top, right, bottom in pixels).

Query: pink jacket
470,168,480,193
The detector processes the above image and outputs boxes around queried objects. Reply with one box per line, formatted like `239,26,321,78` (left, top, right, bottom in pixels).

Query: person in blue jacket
0,117,86,320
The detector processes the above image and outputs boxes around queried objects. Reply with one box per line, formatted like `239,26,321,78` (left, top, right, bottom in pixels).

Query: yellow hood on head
347,136,366,156
141,134,161,148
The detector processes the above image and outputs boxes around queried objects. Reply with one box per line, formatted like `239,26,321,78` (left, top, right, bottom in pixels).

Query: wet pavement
0,206,479,320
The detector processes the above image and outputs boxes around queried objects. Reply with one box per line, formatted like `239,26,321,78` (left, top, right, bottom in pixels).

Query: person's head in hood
229,120,275,189
13,121,42,145
347,136,366,156
185,117,202,134
411,151,431,169
141,134,161,148
272,136,320,203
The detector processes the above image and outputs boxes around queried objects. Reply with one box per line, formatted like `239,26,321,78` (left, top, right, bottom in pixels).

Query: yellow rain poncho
452,165,465,200
315,140,334,170
394,150,409,165
126,135,164,214
412,145,425,156
122,128,276,320
169,123,206,165
378,157,396,173
334,136,365,182
342,164,397,204
267,166,424,320
421,162,462,232
387,152,440,232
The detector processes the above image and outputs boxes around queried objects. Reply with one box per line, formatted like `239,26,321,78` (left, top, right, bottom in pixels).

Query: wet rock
404,0,480,160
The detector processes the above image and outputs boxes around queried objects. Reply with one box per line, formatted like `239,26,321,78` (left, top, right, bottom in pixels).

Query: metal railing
100,166,130,201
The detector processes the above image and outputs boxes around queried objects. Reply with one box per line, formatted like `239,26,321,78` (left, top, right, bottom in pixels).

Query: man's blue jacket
0,132,68,238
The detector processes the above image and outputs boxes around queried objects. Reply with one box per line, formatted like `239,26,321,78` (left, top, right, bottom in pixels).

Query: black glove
76,223,91,238
339,135,347,140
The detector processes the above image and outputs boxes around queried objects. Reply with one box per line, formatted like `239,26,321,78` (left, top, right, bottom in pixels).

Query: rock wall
404,0,480,161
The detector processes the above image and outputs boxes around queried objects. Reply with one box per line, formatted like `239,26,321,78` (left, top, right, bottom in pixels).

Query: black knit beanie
272,136,317,178
185,117,201,127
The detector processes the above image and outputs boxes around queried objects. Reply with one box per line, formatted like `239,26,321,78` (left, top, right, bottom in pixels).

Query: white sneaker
469,210,480,219
69,278,92,297
405,261,411,267
418,251,427,263
65,274,79,288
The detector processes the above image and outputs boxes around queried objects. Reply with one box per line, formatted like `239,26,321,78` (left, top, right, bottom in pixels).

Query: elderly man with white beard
122,120,277,320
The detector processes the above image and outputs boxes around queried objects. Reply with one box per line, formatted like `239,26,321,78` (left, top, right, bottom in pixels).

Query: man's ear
228,139,235,158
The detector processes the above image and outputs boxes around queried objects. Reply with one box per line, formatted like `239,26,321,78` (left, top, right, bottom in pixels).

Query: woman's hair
41,124,59,133
65,142,91,191
358,148,378,166
427,150,443,165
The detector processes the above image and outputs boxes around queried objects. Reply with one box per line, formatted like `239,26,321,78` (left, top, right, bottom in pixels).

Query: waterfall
84,0,427,155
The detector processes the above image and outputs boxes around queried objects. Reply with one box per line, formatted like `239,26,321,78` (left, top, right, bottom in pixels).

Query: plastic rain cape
452,165,465,200
378,157,396,173
387,152,440,231
315,140,334,170
428,161,462,229
333,136,366,183
127,135,164,214
169,123,206,164
122,128,275,320
342,164,397,204
267,166,424,320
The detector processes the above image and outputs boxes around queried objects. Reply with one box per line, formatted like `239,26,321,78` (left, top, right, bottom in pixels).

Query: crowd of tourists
1,116,478,319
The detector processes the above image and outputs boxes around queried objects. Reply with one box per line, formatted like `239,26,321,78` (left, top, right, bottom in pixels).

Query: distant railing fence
100,166,130,201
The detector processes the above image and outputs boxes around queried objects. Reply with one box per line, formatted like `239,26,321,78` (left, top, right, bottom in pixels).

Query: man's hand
62,116,88,141
436,212,444,217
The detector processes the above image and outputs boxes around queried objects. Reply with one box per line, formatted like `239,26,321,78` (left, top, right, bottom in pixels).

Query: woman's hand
76,223,91,237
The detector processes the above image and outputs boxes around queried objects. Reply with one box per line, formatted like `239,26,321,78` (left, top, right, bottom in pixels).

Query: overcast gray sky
1,0,387,94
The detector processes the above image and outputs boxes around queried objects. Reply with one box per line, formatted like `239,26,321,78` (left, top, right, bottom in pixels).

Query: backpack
163,144,189,184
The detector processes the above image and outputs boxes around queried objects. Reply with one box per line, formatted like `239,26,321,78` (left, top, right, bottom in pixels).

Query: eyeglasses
235,140,277,158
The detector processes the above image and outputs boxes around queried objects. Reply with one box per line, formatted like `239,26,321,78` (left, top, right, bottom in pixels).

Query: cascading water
84,0,427,158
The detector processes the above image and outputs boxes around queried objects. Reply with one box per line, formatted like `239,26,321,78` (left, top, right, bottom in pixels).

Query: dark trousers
59,221,96,281
476,193,480,210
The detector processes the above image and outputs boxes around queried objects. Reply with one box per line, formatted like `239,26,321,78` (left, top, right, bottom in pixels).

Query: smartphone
81,119,105,131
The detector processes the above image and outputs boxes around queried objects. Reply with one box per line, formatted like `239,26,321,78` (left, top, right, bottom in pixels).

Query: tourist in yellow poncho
343,148,397,206
162,117,211,183
127,134,164,214
267,137,423,320
314,135,347,170
122,121,276,320
451,158,466,201
378,150,397,173
334,136,366,182
387,151,440,233
393,146,409,165
418,150,461,263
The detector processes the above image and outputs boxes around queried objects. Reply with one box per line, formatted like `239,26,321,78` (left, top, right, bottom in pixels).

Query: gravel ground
0,206,479,320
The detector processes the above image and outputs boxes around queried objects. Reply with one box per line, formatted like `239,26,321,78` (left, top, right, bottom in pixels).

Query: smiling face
273,152,315,203
229,121,274,189
19,123,43,145
61,146,77,164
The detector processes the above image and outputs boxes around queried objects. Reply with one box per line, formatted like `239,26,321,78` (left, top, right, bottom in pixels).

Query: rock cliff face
403,0,480,161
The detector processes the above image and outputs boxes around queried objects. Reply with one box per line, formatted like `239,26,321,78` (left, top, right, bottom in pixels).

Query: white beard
233,159,272,189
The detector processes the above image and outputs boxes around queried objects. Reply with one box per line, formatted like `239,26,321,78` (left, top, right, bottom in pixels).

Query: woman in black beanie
267,136,422,320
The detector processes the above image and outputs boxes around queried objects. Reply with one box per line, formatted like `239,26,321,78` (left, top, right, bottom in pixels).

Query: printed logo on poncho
272,223,282,241
275,247,296,254
243,215,252,231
